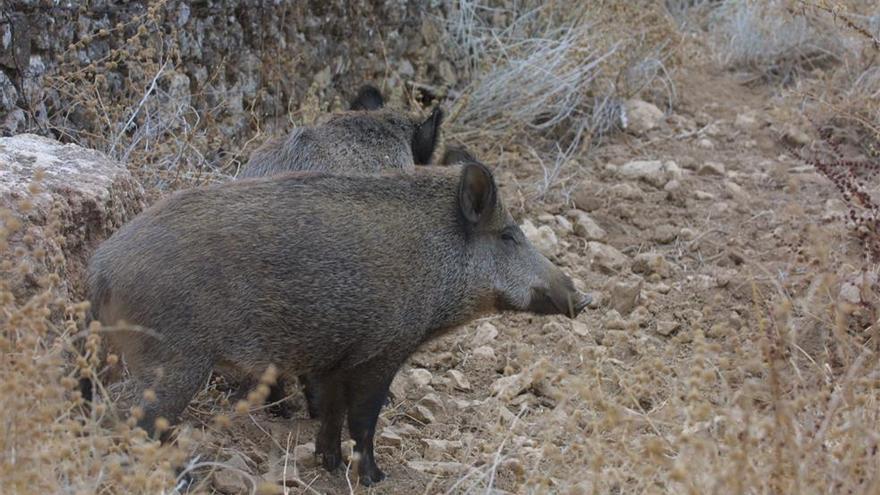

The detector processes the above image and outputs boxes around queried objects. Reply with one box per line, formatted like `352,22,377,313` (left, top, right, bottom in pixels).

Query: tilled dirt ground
177,65,864,494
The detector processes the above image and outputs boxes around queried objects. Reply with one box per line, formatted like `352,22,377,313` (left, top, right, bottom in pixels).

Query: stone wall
1,1,449,164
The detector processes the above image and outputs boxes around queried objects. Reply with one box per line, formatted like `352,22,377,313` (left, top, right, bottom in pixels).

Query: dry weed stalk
0,173,190,493
789,124,880,263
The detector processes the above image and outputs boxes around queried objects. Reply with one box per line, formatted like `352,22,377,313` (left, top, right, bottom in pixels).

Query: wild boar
87,163,590,485
239,86,443,178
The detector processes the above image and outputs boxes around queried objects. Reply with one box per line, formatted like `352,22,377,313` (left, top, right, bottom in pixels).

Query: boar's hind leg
265,377,294,419
314,372,346,472
229,375,294,419
299,374,320,419
346,367,397,485
137,355,212,441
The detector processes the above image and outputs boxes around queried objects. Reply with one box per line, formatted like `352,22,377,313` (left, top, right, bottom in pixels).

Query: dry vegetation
3,0,880,494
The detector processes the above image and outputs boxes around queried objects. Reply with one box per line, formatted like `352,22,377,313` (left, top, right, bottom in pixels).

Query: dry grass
0,179,188,494
706,0,852,84
442,1,679,199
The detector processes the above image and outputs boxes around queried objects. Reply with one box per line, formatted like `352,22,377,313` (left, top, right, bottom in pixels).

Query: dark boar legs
315,373,346,471
313,365,396,485
346,371,394,485
300,372,391,421
136,355,213,441
265,377,295,419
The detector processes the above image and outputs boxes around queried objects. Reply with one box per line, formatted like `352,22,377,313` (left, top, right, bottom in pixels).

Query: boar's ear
440,145,478,166
458,162,497,225
412,107,444,165
350,85,384,111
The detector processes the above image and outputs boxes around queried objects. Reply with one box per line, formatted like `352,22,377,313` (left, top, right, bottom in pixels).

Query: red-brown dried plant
789,124,880,262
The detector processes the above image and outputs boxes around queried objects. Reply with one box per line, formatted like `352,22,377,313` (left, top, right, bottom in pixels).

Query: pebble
571,320,590,337
656,320,680,336
521,219,558,256
606,275,644,315
632,252,671,278
421,439,463,460
585,242,629,274
378,430,403,447
472,321,499,346
623,99,664,135
617,159,682,188
472,345,496,361
410,368,433,388
568,209,607,241
212,454,252,494
406,461,469,476
410,404,436,424
698,161,726,176
447,370,471,390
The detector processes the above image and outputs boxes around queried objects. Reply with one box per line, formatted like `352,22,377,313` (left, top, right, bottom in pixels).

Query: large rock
0,134,144,303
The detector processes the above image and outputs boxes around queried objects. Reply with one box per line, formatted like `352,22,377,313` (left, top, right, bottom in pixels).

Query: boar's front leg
345,364,399,485
314,372,346,471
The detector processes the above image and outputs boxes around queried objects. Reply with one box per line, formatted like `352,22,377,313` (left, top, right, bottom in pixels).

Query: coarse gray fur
87,164,589,484
236,85,443,417
239,107,443,178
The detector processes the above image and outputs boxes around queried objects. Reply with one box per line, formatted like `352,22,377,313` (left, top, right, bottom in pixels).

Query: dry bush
790,126,880,262
797,2,880,161
19,1,245,191
0,184,296,493
784,1,880,262
0,176,191,494
441,1,679,198
707,0,853,84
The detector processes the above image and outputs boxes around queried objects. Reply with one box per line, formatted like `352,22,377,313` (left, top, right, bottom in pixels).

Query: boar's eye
501,227,519,244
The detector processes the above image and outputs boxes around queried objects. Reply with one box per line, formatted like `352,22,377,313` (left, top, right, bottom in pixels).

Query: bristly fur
87,165,588,485
240,108,443,178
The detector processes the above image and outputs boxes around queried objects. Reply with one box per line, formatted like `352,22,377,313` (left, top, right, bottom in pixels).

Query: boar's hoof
266,400,294,419
358,462,386,486
319,451,342,472
316,441,342,472
306,403,320,419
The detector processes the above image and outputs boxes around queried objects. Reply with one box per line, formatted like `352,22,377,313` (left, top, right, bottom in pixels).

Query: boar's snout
528,271,592,319
572,292,592,316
